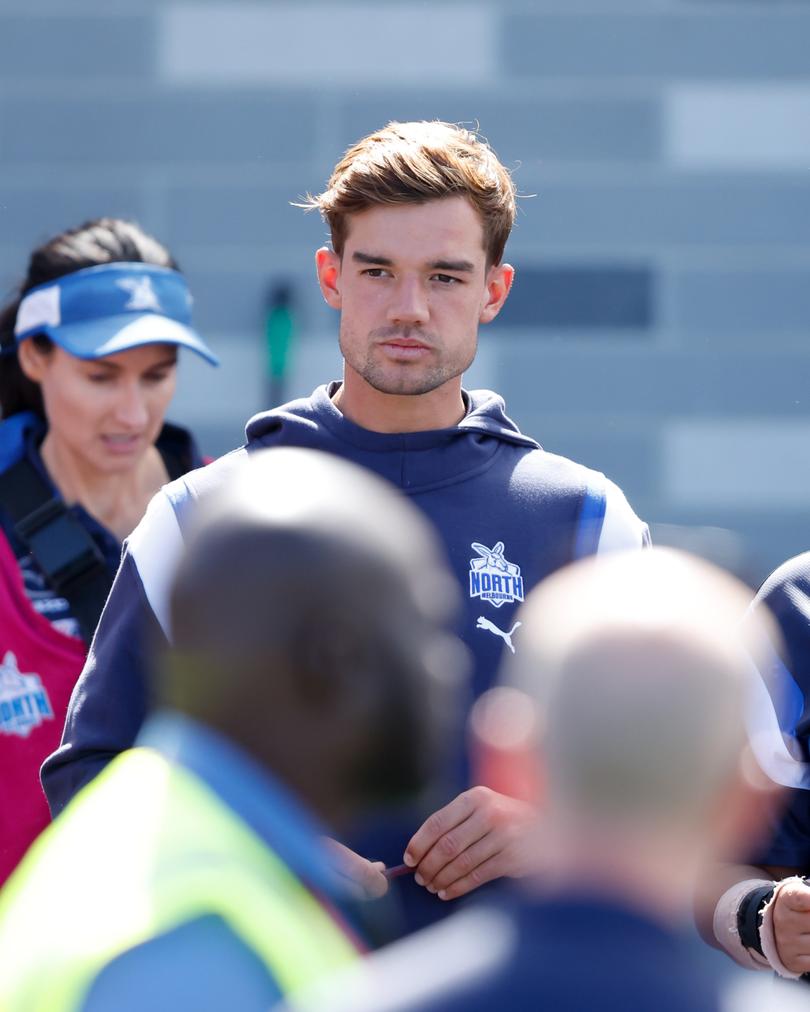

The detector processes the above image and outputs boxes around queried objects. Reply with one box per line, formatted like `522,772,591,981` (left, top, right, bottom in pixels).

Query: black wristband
737,885,775,956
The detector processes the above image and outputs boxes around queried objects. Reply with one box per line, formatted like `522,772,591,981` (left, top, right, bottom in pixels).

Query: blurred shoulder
287,906,517,1012
756,554,810,611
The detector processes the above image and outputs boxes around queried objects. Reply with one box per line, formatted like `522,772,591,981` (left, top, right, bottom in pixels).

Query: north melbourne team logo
469,541,524,609
116,276,162,312
0,651,54,738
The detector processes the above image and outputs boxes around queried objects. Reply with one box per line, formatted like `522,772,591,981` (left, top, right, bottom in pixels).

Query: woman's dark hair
0,218,179,419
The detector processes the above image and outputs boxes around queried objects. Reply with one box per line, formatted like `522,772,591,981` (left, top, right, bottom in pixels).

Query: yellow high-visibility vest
0,747,358,1011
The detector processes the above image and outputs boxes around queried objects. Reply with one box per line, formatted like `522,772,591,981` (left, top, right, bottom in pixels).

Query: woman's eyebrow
146,355,178,369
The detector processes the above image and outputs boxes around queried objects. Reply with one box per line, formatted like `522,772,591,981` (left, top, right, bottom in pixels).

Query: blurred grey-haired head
502,548,775,828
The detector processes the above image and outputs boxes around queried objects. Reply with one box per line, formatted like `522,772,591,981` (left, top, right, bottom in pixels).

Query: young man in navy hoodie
42,121,648,926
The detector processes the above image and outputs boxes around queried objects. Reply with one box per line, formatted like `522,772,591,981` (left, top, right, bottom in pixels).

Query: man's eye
87,373,113,384
432,274,460,285
363,268,388,278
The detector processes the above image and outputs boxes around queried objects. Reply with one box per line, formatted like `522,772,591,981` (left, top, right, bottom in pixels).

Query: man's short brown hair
302,121,517,266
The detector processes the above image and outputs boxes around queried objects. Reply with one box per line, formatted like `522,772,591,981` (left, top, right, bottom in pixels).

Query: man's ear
17,338,49,383
315,247,342,311
470,687,543,805
479,263,514,325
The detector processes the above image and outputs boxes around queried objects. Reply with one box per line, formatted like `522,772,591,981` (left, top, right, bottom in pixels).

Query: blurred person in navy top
287,549,802,1012
699,553,810,985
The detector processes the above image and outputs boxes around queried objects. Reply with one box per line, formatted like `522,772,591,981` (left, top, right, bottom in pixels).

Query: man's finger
775,907,810,935
780,881,810,912
423,832,500,895
436,855,502,902
777,951,810,976
404,792,476,868
323,839,389,900
413,808,491,887
359,861,390,900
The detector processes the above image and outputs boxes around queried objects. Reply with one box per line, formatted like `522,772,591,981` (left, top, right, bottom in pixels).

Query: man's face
316,196,513,399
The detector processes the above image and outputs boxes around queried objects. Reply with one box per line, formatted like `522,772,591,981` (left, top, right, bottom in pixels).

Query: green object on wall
265,287,294,380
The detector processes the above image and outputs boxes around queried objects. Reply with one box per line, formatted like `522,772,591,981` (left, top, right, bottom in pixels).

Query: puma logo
476,616,522,654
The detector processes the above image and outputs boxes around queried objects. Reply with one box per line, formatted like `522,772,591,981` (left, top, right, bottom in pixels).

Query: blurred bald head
500,549,772,829
161,447,463,826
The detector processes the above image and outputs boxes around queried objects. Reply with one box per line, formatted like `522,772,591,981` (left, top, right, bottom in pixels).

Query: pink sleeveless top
0,531,86,884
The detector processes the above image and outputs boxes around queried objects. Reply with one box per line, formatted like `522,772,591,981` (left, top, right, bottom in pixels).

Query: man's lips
379,337,432,358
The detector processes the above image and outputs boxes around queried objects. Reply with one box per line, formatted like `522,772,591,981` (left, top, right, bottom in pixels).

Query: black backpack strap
156,421,200,480
157,441,188,482
0,458,113,645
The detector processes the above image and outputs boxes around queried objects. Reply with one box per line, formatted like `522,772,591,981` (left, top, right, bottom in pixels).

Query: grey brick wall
1,0,808,581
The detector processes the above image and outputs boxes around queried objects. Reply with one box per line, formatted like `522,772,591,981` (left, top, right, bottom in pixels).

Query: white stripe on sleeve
745,654,810,791
597,479,648,554
126,488,185,641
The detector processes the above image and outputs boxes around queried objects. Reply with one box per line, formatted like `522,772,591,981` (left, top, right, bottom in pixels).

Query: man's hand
323,839,389,900
403,786,536,901
772,878,810,975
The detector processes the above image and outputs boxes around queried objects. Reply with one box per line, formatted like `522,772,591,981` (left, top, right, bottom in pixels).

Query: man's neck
333,370,467,433
532,817,701,929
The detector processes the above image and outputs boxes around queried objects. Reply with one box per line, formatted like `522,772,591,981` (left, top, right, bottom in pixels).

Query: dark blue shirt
745,553,810,870
290,893,730,1012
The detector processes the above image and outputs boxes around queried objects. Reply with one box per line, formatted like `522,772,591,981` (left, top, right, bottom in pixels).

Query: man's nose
387,278,429,326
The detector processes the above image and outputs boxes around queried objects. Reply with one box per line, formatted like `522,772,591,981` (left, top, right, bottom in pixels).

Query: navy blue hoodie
42,385,646,839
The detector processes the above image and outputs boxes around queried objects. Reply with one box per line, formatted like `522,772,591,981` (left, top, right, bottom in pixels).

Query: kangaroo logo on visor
116,276,162,312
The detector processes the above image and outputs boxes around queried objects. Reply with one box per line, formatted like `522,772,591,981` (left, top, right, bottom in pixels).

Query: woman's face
19,341,178,475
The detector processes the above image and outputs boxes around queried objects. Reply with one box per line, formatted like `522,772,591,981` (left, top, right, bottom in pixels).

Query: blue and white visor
13,262,219,365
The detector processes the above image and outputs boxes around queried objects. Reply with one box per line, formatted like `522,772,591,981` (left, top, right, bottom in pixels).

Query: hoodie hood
244,383,539,494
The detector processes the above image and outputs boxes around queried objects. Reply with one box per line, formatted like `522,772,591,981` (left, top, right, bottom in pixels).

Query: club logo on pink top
0,651,54,738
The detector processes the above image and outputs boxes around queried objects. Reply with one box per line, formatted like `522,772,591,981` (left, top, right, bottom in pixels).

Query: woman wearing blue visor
0,217,218,882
